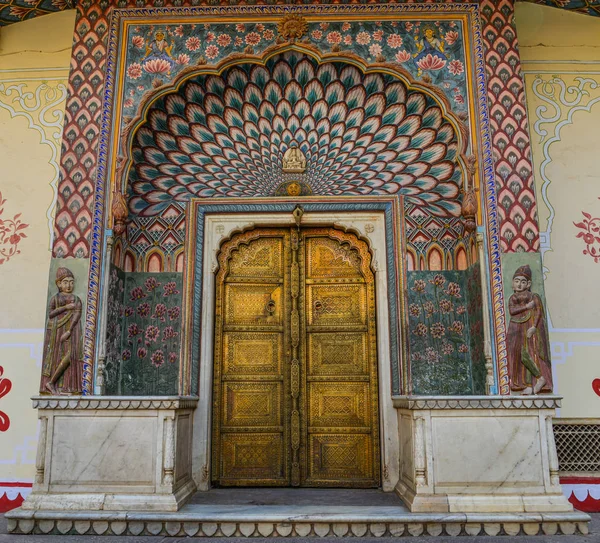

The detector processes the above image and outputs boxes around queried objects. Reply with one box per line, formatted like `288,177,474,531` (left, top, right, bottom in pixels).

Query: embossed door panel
213,229,290,486
212,226,380,488
302,229,380,488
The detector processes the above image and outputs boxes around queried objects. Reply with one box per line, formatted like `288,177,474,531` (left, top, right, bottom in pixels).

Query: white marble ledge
6,505,590,524
392,395,562,410
31,396,199,410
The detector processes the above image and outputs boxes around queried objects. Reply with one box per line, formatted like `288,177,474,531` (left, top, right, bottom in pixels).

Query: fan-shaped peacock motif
128,51,464,217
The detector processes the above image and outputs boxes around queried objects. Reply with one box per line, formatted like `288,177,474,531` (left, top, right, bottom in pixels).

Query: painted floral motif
104,267,182,395
0,366,12,432
121,19,468,128
574,205,600,263
408,270,482,395
0,191,29,265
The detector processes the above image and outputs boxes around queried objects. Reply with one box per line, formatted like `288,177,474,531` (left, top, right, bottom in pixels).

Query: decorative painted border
392,395,561,410
84,2,505,396
31,396,198,410
0,79,68,250
183,196,405,395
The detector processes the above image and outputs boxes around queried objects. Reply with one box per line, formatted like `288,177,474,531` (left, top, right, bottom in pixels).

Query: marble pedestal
22,396,198,512
393,395,574,514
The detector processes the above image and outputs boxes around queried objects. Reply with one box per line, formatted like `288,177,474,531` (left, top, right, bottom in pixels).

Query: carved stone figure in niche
40,268,83,395
507,265,552,395
282,146,306,173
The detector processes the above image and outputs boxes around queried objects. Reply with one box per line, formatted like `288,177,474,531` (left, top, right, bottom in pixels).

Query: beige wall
0,10,75,492
515,3,600,418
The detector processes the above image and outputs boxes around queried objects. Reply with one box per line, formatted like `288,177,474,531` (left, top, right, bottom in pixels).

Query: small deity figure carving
282,146,306,173
507,265,552,395
40,267,83,395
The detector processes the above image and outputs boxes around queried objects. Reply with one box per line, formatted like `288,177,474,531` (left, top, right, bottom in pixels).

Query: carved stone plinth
393,395,574,514
21,396,198,512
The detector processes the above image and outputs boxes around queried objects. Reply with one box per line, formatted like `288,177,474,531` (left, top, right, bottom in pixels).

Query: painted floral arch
119,44,469,219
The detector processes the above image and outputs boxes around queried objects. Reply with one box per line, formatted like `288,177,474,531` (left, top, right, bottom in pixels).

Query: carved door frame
188,207,401,492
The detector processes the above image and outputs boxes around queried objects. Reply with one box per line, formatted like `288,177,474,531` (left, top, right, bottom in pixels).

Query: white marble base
22,397,198,512
6,503,590,537
393,396,574,514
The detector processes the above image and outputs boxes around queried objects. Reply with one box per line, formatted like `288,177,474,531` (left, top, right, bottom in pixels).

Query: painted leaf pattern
129,52,463,217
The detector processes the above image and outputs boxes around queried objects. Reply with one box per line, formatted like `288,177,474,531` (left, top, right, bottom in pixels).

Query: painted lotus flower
245,32,261,45
143,59,171,75
430,322,446,339
137,303,151,318
174,25,184,38
168,352,178,364
205,45,219,60
373,30,383,42
145,277,160,291
416,54,447,71
145,325,160,343
413,323,428,336
163,282,180,296
311,30,323,40
176,53,190,65
343,35,352,45
326,31,342,45
409,304,421,318
151,350,164,368
342,22,351,32
448,59,464,76
445,282,462,298
356,31,371,45
130,286,146,301
127,63,143,80
369,44,382,57
263,29,274,40
445,31,459,45
387,34,403,49
395,50,411,63
132,36,145,49
186,36,201,51
217,34,231,47
412,280,427,293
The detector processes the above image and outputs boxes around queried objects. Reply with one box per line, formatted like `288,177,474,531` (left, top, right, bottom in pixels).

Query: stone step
6,505,590,537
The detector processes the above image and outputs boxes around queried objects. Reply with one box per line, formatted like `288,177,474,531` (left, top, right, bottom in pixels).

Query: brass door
212,226,380,488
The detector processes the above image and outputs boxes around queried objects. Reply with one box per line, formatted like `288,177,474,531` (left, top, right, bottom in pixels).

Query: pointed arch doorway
211,225,381,488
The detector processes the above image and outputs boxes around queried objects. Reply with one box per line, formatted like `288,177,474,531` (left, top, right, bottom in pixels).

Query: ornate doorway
211,225,380,488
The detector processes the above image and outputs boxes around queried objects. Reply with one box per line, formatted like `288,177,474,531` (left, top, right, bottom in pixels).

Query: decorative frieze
392,395,561,410
31,396,198,410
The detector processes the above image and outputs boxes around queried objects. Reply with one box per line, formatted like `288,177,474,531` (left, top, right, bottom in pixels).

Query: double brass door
211,226,380,487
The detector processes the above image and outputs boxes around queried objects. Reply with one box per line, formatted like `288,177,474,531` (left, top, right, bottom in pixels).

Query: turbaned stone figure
507,265,552,395
40,267,83,395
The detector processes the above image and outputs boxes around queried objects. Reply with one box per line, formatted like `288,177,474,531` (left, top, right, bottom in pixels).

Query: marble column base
393,396,574,514
21,396,198,512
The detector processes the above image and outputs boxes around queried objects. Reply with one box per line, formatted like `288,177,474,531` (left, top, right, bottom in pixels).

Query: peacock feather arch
119,43,470,219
